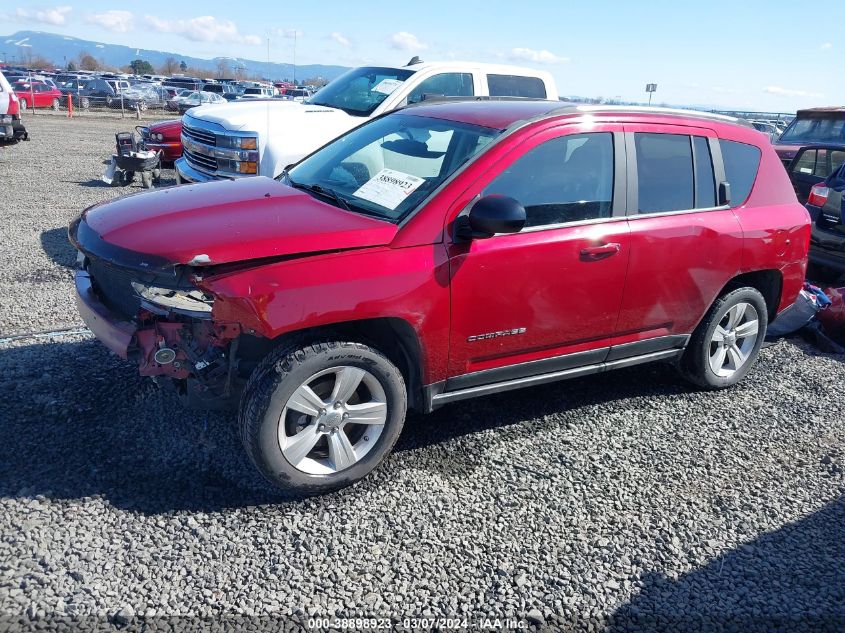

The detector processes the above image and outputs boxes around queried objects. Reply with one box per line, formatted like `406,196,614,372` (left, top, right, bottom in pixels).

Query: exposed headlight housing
153,132,164,141
131,282,214,317
218,158,258,174
218,135,258,150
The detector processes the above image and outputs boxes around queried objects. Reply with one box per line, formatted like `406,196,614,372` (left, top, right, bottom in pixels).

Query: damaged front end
71,223,247,409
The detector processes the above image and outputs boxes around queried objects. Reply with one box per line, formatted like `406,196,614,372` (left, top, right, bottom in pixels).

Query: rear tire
19,98,28,111
52,98,60,111
679,287,768,389
80,97,90,110
239,340,407,495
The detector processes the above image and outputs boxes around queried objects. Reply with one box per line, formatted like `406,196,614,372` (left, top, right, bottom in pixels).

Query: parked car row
2,66,318,111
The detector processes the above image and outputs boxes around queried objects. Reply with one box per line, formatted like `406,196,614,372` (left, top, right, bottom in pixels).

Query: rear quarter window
719,140,761,207
487,74,546,98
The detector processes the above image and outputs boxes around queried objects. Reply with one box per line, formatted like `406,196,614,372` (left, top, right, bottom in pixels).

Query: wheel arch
237,317,425,411
719,269,783,323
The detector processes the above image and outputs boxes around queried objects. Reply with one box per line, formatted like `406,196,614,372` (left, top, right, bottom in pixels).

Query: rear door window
720,140,762,207
634,133,694,213
487,74,546,98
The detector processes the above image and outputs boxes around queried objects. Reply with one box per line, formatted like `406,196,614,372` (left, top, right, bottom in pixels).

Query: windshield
780,115,845,144
282,113,501,222
308,66,415,117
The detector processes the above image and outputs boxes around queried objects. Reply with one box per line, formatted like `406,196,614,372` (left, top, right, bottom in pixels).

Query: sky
1,0,842,113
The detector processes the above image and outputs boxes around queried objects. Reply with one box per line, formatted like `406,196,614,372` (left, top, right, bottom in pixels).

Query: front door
446,124,630,386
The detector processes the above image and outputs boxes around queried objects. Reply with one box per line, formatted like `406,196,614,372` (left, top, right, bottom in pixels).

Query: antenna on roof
406,56,423,66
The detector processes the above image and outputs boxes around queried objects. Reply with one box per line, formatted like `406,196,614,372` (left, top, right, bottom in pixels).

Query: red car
13,81,63,111
138,119,182,164
70,102,809,494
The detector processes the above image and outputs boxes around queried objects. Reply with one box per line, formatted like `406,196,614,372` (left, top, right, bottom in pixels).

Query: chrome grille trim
182,123,216,146
183,147,217,172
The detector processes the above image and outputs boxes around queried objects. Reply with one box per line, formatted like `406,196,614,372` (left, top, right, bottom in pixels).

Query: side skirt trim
427,347,683,410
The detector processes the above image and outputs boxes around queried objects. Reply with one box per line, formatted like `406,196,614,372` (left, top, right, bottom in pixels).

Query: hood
148,118,182,135
186,99,355,132
74,177,397,268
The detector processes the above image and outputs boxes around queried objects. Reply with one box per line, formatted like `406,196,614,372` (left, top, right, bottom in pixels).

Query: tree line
8,49,328,86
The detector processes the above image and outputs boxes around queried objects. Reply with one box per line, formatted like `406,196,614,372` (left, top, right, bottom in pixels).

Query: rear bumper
810,222,845,272
809,247,845,272
74,270,137,358
0,117,27,141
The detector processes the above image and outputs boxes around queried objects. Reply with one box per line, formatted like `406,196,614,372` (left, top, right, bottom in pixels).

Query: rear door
34,84,51,107
614,124,744,349
788,146,845,204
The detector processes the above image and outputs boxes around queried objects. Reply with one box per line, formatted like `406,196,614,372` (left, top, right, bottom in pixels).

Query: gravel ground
1,116,844,632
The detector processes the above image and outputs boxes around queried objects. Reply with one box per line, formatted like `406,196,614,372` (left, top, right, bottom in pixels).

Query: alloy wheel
708,302,760,378
278,366,387,475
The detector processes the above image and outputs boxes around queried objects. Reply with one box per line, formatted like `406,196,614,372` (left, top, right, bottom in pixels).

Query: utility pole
293,31,297,85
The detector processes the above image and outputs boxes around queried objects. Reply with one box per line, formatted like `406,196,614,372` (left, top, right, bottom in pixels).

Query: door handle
580,243,621,260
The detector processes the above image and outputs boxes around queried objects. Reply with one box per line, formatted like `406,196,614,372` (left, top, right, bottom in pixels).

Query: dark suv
806,164,845,274
70,102,810,494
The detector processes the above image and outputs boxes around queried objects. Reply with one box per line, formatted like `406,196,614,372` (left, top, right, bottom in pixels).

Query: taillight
8,93,19,116
808,184,830,208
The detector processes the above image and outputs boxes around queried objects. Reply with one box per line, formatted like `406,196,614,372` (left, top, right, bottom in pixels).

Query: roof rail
555,104,755,128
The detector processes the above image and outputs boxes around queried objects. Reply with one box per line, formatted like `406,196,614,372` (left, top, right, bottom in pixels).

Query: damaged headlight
131,282,214,317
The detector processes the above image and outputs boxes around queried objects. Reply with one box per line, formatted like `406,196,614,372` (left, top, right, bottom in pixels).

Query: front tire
239,341,407,495
679,287,768,389
52,98,60,111
19,98,28,111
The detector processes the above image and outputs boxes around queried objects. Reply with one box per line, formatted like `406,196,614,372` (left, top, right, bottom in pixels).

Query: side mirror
456,195,526,240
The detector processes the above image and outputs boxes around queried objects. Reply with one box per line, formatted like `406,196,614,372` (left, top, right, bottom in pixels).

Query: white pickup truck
175,59,558,183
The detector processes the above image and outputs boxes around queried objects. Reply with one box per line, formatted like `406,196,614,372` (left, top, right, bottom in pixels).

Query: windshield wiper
288,180,352,212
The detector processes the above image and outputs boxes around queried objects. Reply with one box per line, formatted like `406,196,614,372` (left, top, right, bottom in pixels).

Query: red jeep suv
70,101,809,494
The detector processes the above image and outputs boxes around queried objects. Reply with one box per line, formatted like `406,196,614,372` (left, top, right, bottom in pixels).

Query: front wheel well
719,269,783,322
235,318,424,411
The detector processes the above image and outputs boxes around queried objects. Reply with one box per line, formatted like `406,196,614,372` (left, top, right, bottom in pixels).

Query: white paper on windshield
371,79,404,95
352,168,425,210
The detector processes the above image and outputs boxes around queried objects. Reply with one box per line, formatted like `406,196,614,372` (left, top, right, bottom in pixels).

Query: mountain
0,30,349,82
